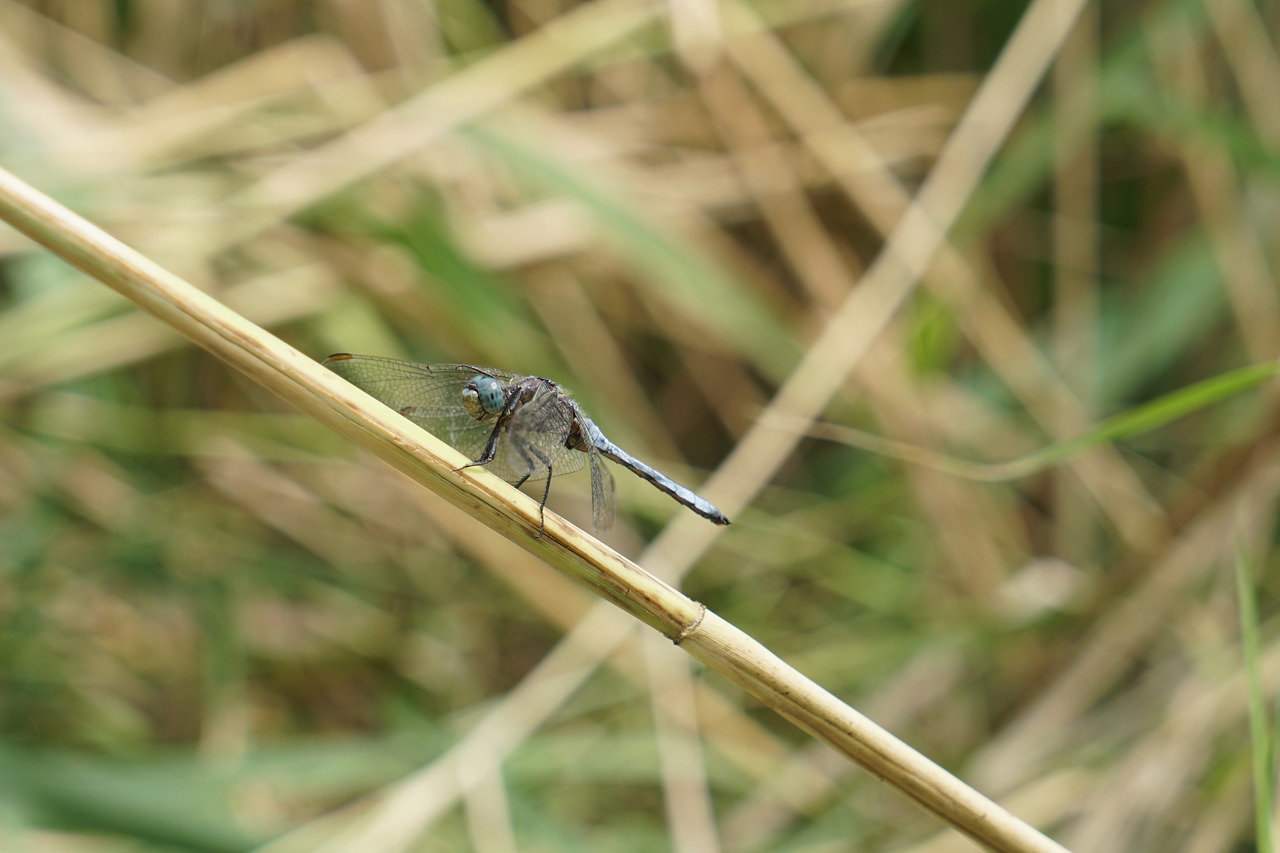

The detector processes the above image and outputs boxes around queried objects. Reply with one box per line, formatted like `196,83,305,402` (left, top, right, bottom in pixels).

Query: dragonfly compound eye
461,375,505,418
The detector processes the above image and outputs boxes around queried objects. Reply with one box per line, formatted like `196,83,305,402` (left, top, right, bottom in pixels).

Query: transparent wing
587,448,616,532
324,354,514,460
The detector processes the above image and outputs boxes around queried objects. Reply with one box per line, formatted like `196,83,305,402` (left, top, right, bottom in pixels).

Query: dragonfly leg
511,440,554,538
536,464,554,538
452,418,507,474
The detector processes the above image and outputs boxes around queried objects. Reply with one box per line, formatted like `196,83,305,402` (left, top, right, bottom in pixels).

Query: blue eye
463,375,504,416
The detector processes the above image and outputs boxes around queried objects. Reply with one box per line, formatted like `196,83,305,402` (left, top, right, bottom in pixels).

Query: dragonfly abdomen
586,425,731,526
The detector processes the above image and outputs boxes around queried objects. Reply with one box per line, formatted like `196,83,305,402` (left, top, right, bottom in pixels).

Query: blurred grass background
1,0,1279,850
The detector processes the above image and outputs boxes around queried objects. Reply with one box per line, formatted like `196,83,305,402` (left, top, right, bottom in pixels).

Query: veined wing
587,447,616,532
324,354,514,460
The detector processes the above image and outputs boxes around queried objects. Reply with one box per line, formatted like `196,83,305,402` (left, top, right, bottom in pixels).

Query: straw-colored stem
0,164,1067,853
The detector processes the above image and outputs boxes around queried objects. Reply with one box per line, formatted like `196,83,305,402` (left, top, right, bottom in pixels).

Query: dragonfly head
461,374,505,420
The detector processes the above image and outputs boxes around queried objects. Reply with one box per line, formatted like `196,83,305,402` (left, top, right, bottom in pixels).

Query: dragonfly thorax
461,374,505,420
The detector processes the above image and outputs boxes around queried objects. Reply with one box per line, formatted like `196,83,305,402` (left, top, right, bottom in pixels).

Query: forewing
323,355,515,460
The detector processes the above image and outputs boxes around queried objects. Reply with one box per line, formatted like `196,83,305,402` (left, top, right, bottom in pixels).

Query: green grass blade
801,359,1280,481
1236,539,1274,853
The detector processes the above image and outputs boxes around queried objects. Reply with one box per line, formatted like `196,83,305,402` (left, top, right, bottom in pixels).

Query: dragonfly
323,353,731,534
